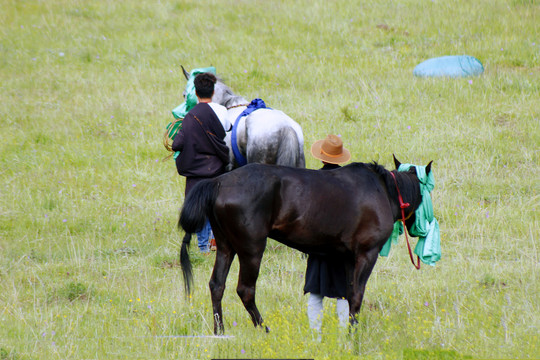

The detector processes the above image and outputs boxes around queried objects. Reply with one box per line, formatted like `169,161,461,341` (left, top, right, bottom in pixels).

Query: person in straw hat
304,134,351,334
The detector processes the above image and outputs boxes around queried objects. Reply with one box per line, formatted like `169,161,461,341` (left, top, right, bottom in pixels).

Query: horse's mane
344,161,389,178
346,162,419,208
366,161,388,177
364,162,397,200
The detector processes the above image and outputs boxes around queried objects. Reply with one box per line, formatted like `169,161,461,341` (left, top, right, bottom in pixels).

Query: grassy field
1,0,538,359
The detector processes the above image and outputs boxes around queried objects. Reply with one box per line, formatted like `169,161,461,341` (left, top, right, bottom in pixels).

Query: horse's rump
244,109,305,168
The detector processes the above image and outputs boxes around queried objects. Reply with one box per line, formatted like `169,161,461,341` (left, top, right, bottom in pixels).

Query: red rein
389,172,421,270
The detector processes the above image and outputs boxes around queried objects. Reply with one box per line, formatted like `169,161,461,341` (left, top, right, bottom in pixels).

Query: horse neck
215,81,248,109
225,95,249,109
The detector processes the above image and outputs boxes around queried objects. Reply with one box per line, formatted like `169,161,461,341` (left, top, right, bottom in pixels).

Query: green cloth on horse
379,222,403,257
169,66,217,159
379,164,441,266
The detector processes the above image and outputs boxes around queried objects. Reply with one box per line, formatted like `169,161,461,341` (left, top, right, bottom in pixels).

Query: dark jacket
303,163,348,298
172,102,230,179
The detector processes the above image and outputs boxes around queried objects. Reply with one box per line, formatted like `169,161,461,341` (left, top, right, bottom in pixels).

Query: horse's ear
426,160,433,175
393,154,402,169
181,65,190,80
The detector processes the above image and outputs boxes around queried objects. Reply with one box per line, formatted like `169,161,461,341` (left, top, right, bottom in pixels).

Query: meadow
0,0,538,359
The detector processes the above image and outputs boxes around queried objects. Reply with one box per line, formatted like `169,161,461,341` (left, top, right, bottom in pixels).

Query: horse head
181,65,190,80
181,65,247,108
180,65,190,99
392,155,433,230
393,154,432,175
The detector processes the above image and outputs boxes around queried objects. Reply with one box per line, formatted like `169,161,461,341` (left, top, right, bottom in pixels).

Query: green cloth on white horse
170,66,216,159
172,66,216,119
379,164,441,266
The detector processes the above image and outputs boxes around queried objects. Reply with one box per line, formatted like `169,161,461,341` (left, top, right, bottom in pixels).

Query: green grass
1,0,538,359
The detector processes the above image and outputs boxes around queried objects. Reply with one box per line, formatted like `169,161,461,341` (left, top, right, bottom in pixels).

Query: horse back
212,163,395,253
274,164,395,251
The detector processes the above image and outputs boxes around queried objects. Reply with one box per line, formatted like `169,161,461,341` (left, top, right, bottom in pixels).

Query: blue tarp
413,55,484,78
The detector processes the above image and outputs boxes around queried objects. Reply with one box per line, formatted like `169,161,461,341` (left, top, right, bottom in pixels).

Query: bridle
226,103,249,110
389,171,421,270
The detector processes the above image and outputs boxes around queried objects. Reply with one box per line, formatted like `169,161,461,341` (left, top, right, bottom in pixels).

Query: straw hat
310,134,351,164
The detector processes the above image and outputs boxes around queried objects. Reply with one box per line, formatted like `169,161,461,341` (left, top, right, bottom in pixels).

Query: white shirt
208,102,232,132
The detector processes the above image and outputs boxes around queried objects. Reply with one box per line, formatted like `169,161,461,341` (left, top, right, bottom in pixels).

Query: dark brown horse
179,157,433,334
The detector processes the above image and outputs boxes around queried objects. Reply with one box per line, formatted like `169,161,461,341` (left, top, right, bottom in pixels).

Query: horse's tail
179,179,219,233
178,179,220,296
179,232,193,297
276,127,306,168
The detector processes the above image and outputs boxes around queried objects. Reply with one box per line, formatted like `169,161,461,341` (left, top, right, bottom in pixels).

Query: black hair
194,72,217,99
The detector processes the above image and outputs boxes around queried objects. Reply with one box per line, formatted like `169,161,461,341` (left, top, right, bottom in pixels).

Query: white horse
181,67,305,170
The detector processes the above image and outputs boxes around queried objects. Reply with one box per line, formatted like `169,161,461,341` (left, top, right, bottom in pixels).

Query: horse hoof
265,326,270,333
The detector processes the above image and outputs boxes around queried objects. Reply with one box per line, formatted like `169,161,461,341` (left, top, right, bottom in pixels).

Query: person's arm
171,127,185,152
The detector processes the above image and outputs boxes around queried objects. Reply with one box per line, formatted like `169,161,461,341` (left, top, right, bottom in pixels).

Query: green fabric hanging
168,66,216,159
379,164,441,266
379,222,403,256
171,66,216,120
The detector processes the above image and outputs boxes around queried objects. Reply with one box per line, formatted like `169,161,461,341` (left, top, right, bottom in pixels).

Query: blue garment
231,98,270,166
196,219,212,253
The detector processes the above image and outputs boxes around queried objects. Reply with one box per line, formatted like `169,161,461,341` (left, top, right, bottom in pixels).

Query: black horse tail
276,126,306,168
178,179,220,296
179,179,220,233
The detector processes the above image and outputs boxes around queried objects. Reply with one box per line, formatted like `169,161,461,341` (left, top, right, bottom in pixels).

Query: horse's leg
345,263,355,325
348,248,379,326
209,243,236,335
236,243,268,332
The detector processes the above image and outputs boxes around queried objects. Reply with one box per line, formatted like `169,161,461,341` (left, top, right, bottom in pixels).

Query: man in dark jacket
172,72,230,252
